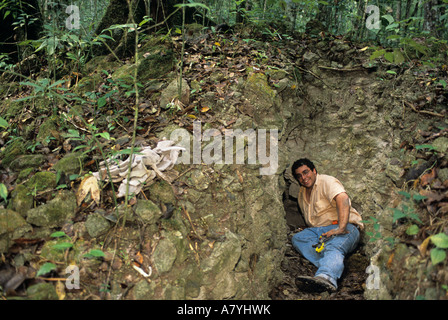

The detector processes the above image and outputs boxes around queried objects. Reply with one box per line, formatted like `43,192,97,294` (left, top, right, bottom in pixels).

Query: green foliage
0,116,8,129
362,216,395,245
36,262,57,277
430,233,448,265
0,183,7,203
18,78,69,102
392,190,425,224
50,231,74,250
83,249,106,259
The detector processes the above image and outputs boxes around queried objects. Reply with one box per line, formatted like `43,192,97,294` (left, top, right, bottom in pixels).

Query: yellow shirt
297,174,363,228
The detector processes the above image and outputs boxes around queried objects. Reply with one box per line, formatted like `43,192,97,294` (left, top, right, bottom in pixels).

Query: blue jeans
291,223,360,288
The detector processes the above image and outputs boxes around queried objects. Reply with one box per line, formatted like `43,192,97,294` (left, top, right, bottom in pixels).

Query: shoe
295,275,337,293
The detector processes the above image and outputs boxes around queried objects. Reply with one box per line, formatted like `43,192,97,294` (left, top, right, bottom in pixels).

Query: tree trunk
236,0,253,24
395,0,402,22
423,0,440,36
93,0,144,57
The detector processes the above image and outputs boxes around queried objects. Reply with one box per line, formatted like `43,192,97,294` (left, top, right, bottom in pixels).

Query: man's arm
322,192,350,237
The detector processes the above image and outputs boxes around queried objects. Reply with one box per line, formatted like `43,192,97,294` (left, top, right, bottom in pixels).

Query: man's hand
322,192,351,237
322,227,348,238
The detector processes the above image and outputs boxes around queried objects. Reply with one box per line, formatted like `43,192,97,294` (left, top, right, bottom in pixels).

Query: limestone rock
0,209,33,253
9,154,45,171
53,152,86,175
26,282,58,300
134,199,161,225
26,190,77,228
85,212,111,238
160,78,190,109
153,237,177,274
201,230,241,274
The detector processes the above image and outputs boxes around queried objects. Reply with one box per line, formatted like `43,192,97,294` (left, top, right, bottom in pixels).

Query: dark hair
291,158,317,181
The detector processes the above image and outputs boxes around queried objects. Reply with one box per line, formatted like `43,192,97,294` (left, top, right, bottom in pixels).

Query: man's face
294,165,317,189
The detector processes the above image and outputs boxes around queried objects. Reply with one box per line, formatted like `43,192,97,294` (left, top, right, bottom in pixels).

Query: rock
9,185,34,217
1,139,26,168
85,212,111,238
137,47,175,82
0,209,33,253
134,199,161,225
36,117,58,147
53,152,86,175
303,51,319,62
160,78,190,109
26,282,59,300
9,154,45,171
433,137,448,153
133,278,157,299
188,169,210,191
201,230,241,274
25,171,57,192
438,168,448,183
26,190,77,228
267,68,287,81
153,237,177,274
243,72,282,127
149,180,176,204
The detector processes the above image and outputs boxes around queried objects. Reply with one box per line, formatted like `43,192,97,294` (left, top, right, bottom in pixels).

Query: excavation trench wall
112,47,434,299
272,50,441,299
159,57,426,299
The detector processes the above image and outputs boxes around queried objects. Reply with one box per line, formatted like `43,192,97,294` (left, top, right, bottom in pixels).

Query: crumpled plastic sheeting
92,140,185,198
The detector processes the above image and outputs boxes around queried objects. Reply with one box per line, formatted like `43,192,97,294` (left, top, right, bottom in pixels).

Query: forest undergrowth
0,14,447,300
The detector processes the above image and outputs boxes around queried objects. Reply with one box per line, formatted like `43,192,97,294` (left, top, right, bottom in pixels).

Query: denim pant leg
292,224,360,288
315,224,360,286
291,227,322,268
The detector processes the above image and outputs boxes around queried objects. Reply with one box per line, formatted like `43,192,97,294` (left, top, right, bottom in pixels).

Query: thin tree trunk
423,0,440,36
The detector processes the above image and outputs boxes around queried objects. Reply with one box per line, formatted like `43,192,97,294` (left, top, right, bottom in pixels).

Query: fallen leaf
200,106,210,113
387,252,395,269
134,251,144,266
76,176,100,206
56,280,66,300
420,168,436,187
418,236,431,257
236,169,243,184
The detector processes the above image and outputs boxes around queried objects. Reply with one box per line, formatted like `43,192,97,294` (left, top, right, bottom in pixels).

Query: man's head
291,158,317,189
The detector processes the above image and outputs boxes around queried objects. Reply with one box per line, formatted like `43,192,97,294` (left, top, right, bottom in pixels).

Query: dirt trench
270,194,370,300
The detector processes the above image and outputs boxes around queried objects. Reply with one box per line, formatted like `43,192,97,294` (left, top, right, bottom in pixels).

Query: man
290,158,363,293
